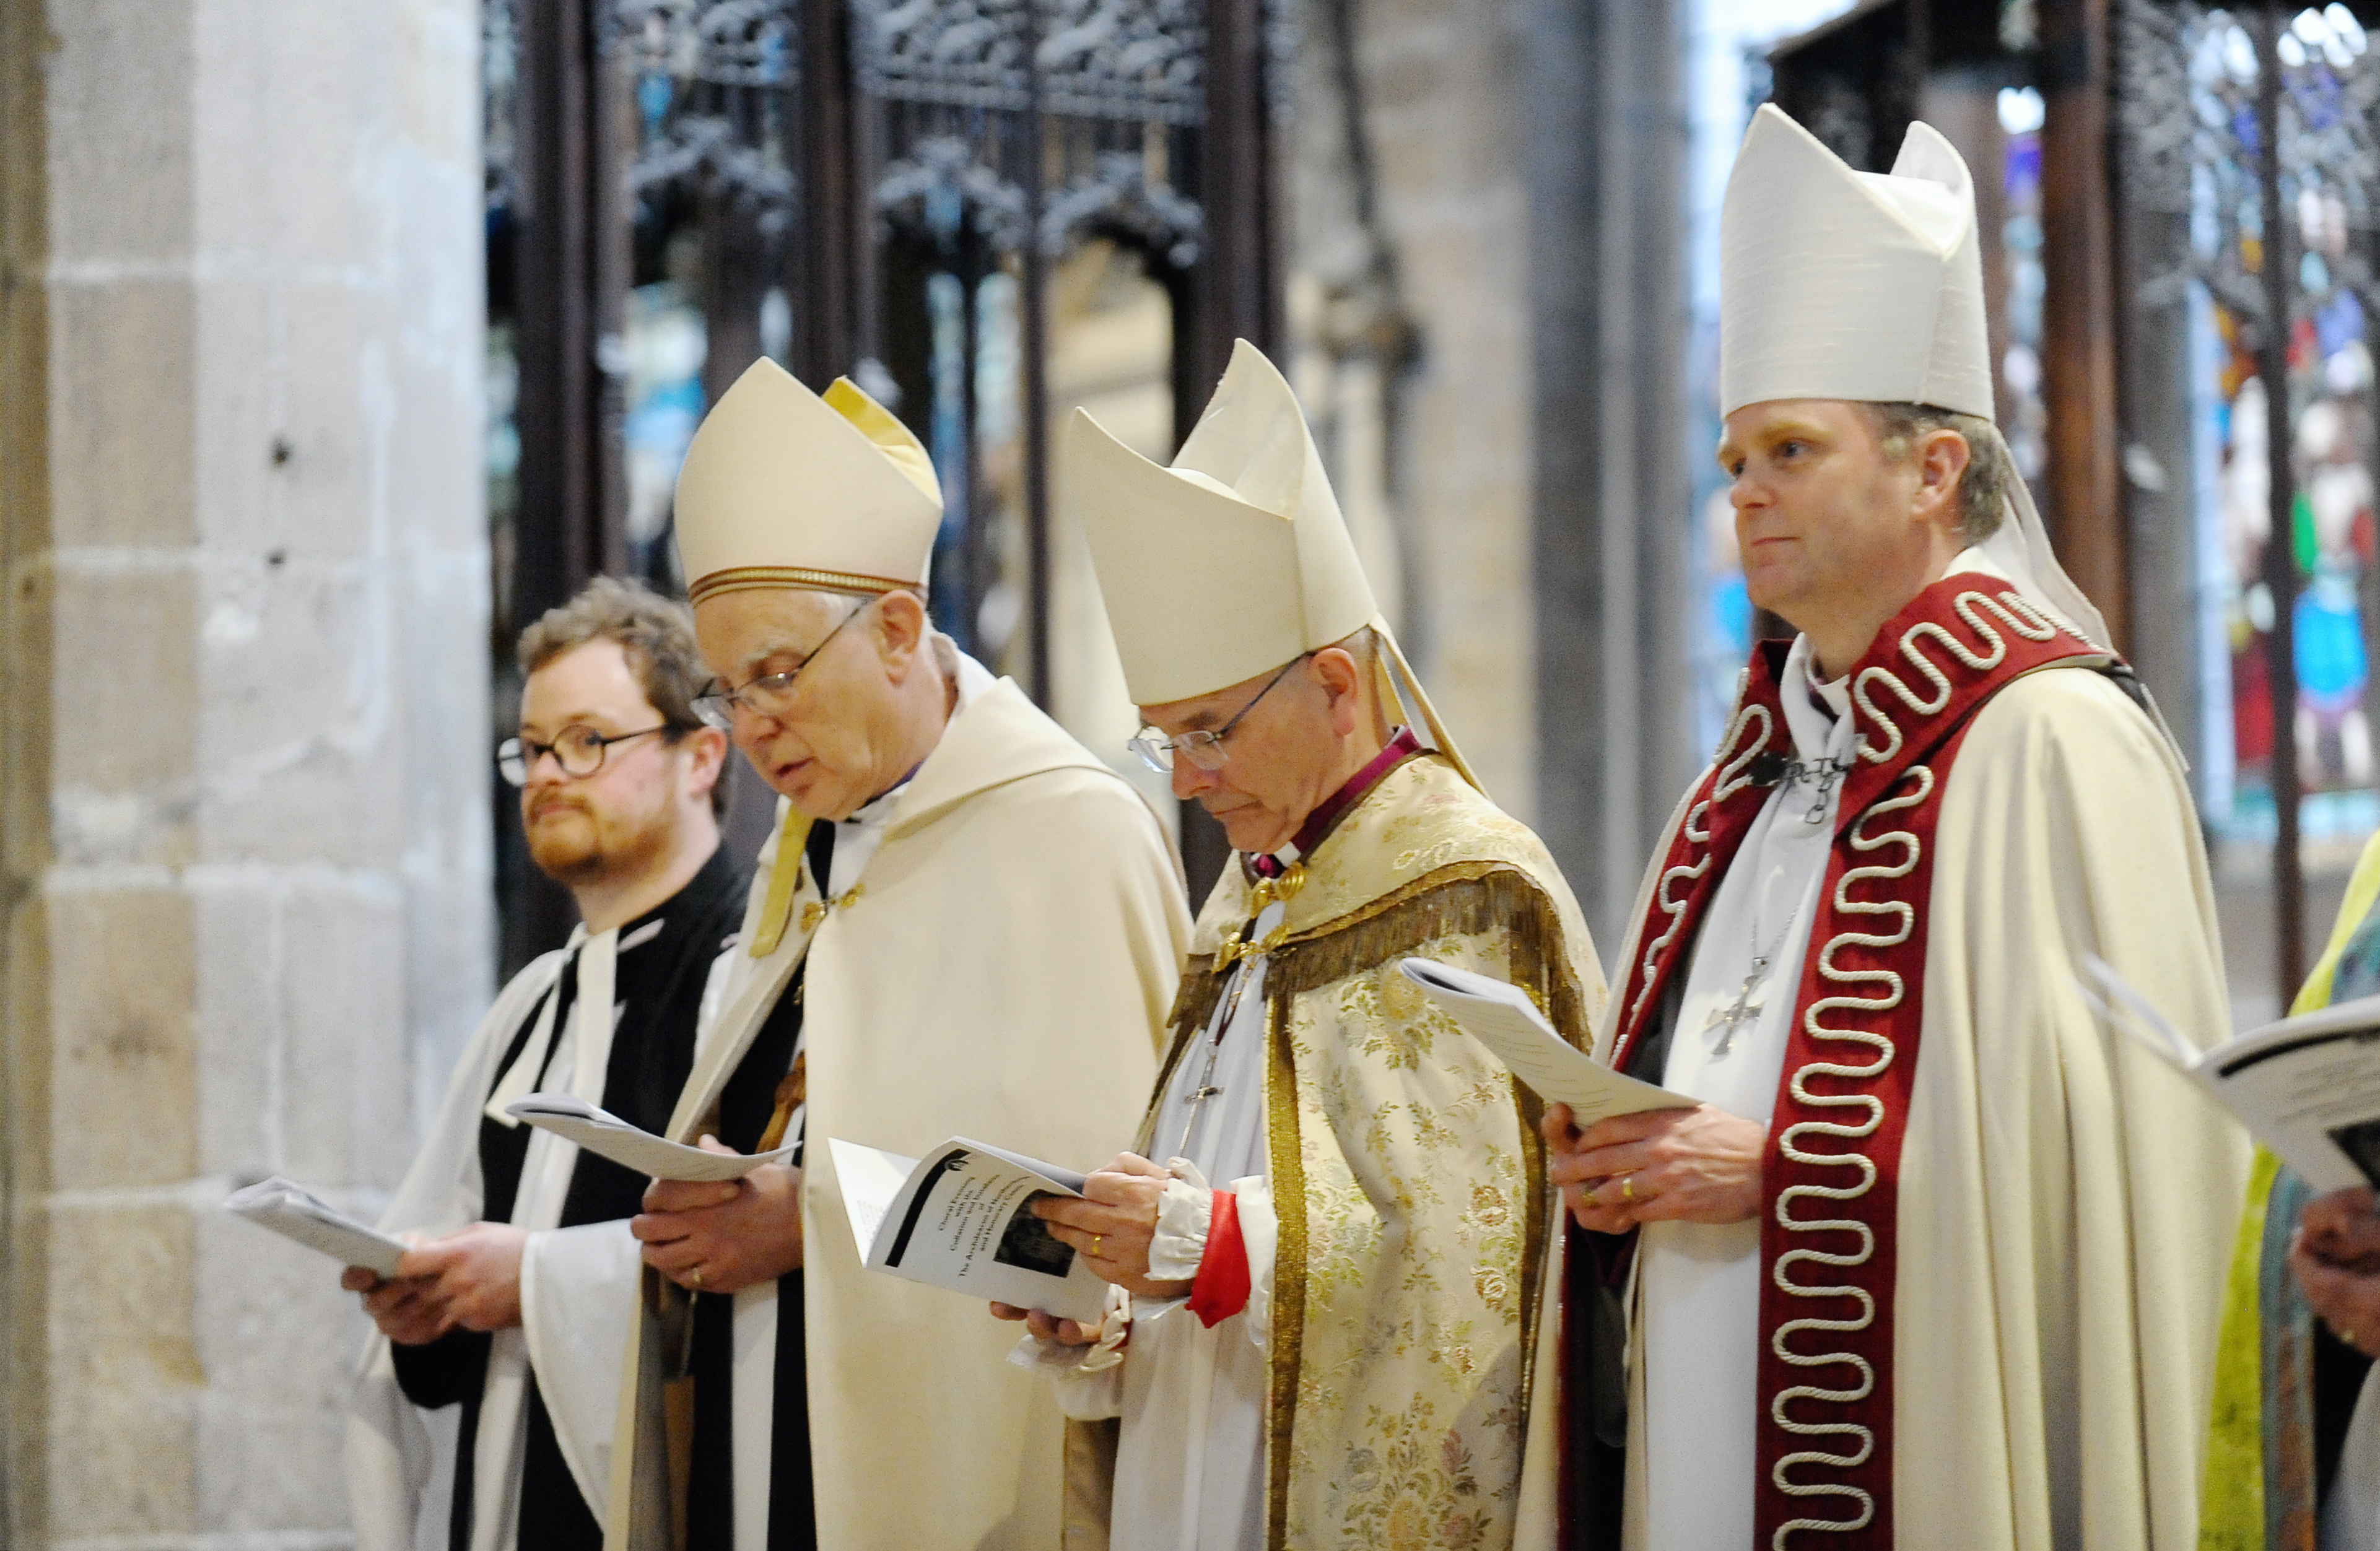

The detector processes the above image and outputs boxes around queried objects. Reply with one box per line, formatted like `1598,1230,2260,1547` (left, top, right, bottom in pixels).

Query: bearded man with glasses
991,342,1603,1551
348,576,744,1551
598,360,1188,1551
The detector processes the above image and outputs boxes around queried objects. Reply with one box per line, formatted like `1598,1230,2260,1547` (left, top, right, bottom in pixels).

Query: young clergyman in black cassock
344,579,740,1551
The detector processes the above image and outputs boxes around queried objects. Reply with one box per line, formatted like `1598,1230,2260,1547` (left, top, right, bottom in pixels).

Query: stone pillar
1287,0,1692,948
1523,0,1694,945
0,1,490,1542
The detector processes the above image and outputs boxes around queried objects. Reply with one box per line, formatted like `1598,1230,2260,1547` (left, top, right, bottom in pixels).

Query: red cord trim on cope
1186,1191,1251,1327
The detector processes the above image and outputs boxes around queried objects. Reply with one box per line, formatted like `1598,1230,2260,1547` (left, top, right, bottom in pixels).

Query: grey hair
1862,402,2009,545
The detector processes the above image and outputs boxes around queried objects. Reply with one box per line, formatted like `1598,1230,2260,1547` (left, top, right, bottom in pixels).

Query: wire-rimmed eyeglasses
691,600,868,731
498,724,671,787
1127,655,1309,773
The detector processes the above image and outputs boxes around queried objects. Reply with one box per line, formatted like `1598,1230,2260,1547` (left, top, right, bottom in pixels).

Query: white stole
467,924,621,1551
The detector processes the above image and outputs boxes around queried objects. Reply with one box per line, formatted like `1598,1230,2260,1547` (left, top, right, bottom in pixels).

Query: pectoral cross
1706,955,1771,1056
1176,1082,1225,1158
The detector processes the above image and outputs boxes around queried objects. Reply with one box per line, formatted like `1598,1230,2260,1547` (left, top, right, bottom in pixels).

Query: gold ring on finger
1620,1175,1636,1205
1091,1235,1103,1258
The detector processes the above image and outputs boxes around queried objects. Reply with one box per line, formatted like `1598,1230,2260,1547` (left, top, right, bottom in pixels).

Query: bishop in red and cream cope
1514,106,2248,1551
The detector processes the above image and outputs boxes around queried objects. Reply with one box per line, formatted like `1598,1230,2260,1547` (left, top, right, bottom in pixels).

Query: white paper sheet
505,1093,798,1182
1398,958,1695,1125
225,1176,409,1277
832,1136,1107,1323
2084,956,2380,1194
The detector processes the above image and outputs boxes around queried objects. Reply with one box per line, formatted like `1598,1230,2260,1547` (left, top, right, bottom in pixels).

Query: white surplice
1637,632,1850,1551
1039,900,1286,1551
349,923,635,1551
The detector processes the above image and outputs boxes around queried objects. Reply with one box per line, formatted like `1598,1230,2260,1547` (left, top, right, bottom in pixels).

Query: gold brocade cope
1145,752,1605,1550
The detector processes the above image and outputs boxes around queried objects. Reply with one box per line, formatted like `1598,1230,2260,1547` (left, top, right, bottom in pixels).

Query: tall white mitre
672,357,942,606
1066,339,1478,788
1720,103,2110,648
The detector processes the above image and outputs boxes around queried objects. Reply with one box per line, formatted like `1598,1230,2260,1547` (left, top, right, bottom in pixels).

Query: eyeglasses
691,602,867,730
499,724,671,787
1127,655,1309,773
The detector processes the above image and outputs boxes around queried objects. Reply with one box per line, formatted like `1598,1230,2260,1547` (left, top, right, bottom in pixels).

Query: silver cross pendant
1706,955,1769,1055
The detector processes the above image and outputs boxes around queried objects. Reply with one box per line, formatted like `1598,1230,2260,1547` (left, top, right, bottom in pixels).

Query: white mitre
1720,103,2110,648
673,357,941,606
1068,339,1479,788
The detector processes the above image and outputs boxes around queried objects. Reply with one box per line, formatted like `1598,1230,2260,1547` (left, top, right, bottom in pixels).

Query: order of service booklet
2083,955,2380,1194
826,1136,1108,1324
504,1093,798,1182
225,1176,410,1277
1397,957,1694,1124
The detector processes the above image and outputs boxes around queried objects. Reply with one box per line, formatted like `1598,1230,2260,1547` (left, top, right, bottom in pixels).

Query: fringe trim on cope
1195,861,1591,1549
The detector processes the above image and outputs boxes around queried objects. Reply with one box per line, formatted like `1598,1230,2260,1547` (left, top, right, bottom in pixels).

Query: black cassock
393,843,746,1551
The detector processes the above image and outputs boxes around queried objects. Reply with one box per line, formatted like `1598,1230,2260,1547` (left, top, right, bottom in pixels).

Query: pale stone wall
1,1,489,1543
1289,0,1694,946
1291,0,1540,817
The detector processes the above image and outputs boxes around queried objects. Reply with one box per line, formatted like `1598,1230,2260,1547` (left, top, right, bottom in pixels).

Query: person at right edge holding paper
2202,830,2380,1547
995,339,1605,1550
1520,106,2249,1549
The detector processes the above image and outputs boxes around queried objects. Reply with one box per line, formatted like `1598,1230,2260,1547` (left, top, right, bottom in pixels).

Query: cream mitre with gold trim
1721,102,2110,649
1067,338,1478,788
672,357,941,606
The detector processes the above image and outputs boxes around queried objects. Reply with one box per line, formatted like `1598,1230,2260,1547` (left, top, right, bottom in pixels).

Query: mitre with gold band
1722,102,2110,650
1066,337,1478,791
672,356,941,606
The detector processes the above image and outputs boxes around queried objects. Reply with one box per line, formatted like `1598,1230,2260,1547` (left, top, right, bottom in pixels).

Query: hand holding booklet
224,1176,409,1277
1397,958,1694,1124
2083,955,2380,1194
826,1137,1108,1324
504,1093,798,1182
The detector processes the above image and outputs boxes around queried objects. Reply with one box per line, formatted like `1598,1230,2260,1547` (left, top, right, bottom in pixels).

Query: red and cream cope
1608,576,2106,1549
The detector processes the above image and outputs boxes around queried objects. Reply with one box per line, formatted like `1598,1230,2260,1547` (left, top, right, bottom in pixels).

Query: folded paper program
505,1092,798,1182
224,1176,408,1277
1398,957,1693,1125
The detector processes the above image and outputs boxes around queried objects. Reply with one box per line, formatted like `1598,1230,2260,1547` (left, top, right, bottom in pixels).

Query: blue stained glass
639,72,672,131
2296,581,2369,705
2004,136,2041,199
2319,287,2367,354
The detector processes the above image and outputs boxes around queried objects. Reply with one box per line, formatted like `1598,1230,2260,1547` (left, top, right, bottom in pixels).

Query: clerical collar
843,763,922,829
1249,727,1424,880
1779,635,1854,765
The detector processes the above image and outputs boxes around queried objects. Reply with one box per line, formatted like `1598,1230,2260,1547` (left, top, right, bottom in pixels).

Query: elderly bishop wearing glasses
993,341,1604,1551
597,362,1188,1551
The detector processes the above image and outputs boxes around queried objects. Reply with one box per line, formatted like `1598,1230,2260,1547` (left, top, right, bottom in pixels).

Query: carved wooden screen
489,0,1275,961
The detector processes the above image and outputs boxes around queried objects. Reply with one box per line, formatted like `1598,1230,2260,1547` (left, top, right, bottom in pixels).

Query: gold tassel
747,806,813,958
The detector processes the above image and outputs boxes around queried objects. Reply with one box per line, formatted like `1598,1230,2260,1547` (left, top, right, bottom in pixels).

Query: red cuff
1186,1190,1251,1328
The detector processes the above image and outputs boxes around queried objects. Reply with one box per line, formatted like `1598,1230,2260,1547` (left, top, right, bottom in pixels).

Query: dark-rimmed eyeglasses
498,724,671,787
1127,655,1310,773
691,601,868,731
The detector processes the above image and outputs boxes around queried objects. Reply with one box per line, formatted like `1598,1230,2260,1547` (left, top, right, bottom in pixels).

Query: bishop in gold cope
600,359,1188,1551
996,340,1603,1551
